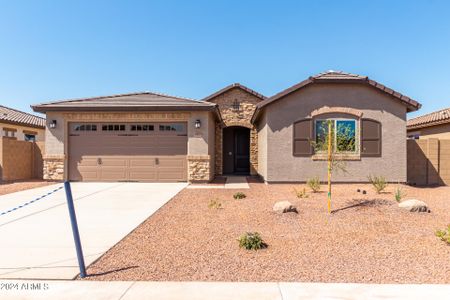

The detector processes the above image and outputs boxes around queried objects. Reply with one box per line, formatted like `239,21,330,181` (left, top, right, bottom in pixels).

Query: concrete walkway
187,176,250,189
0,280,449,299
0,182,187,280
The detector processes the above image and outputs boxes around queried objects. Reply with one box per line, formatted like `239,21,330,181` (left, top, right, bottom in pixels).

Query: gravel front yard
86,179,450,283
0,180,54,196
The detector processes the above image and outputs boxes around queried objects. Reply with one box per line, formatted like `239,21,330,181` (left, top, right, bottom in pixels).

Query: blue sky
1,0,449,118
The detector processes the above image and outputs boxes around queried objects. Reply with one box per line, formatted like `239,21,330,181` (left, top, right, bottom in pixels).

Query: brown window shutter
361,119,381,157
293,119,313,156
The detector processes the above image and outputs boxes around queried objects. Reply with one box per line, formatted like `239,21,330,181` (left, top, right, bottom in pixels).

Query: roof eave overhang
31,104,223,123
202,83,267,102
31,105,217,113
250,77,421,124
407,119,450,131
0,119,45,129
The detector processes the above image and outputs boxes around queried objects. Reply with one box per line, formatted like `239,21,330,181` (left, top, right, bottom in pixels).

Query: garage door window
131,124,155,131
102,124,126,131
159,124,185,132
74,124,97,131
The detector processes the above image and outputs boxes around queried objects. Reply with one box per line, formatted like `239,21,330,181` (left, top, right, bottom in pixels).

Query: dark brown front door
223,126,250,174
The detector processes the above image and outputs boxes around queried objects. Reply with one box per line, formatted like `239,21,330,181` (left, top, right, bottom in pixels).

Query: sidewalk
1,280,449,300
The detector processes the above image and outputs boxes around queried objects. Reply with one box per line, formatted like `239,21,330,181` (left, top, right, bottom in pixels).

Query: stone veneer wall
43,156,64,180
187,155,211,182
208,87,262,175
43,155,65,180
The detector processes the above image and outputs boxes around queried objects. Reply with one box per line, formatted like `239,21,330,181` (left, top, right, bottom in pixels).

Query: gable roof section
0,105,45,128
202,83,267,102
407,107,450,130
32,91,218,113
251,71,422,123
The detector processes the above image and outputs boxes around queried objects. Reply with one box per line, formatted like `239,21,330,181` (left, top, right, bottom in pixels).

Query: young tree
313,120,354,213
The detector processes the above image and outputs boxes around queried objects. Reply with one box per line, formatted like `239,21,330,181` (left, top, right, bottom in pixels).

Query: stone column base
187,155,212,182
43,155,65,181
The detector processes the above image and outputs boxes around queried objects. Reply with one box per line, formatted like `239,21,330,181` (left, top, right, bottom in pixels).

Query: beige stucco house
32,71,421,183
0,105,45,142
407,107,450,139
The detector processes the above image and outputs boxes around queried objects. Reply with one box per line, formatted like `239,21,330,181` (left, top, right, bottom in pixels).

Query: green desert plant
307,177,321,193
208,199,223,209
238,232,267,250
293,187,309,198
394,186,406,202
435,225,450,245
233,192,246,200
368,175,388,194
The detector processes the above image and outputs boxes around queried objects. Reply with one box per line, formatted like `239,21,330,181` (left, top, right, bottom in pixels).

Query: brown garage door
68,122,187,182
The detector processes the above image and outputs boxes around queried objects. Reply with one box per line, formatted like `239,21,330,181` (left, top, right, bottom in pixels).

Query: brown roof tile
407,107,450,129
202,83,266,102
0,105,45,128
32,91,217,113
251,70,422,123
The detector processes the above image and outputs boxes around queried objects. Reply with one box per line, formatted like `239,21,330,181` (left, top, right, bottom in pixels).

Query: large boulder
273,201,297,214
398,199,429,212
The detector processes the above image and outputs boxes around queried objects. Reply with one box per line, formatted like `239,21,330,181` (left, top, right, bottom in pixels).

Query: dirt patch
0,180,55,196
85,181,450,283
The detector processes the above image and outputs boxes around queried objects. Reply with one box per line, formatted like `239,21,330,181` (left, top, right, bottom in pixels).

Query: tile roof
0,105,45,128
202,83,267,102
407,107,450,129
313,70,368,80
32,91,217,113
251,70,422,123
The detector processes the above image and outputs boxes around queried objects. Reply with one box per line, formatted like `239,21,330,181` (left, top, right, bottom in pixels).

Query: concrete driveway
0,182,187,279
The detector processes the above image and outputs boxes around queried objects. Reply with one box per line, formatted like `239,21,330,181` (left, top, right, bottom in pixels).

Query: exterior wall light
195,119,201,129
49,120,57,129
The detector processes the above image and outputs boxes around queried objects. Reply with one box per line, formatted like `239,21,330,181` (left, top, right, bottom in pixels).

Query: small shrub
394,186,406,202
435,225,450,245
233,192,246,199
208,199,222,209
307,177,321,193
368,175,388,194
293,187,309,198
238,232,267,250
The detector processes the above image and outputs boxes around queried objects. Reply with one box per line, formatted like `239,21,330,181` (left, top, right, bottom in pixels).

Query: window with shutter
293,119,313,156
361,119,381,157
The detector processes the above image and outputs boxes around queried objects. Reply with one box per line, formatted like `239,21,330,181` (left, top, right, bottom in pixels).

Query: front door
222,126,250,174
234,128,250,173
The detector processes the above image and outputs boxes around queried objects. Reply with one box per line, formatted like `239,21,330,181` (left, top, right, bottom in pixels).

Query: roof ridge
145,91,207,104
251,71,421,123
0,105,45,120
34,91,203,106
312,70,367,79
34,92,152,106
202,82,267,102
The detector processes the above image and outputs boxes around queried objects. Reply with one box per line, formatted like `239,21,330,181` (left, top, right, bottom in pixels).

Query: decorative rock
273,201,297,214
398,199,429,212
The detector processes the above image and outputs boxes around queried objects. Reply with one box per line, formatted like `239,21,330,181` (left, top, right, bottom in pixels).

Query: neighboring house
407,107,450,139
32,71,421,183
0,106,45,181
0,105,45,141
